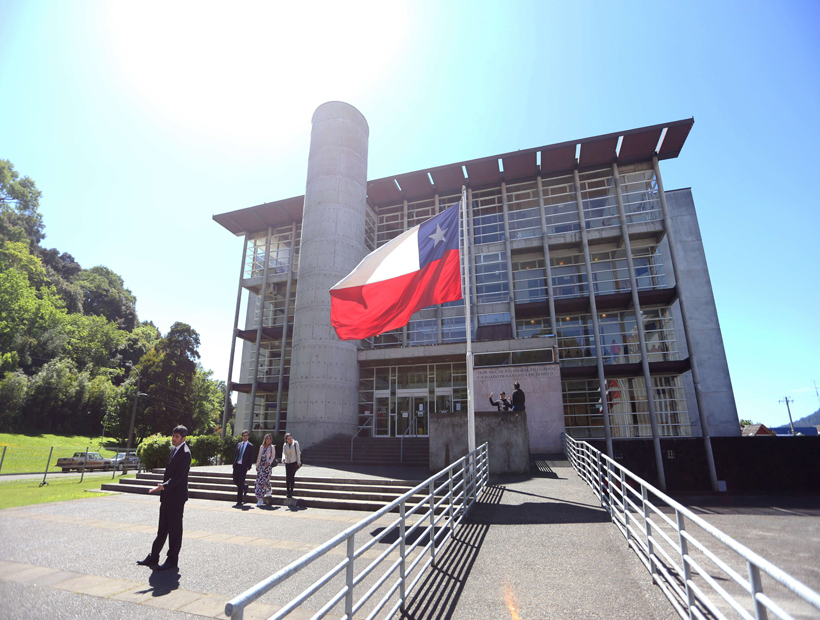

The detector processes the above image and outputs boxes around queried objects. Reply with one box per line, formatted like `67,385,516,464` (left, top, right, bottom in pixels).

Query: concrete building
214,102,740,454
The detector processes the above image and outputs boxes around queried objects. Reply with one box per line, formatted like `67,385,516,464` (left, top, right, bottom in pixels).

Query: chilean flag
330,203,463,341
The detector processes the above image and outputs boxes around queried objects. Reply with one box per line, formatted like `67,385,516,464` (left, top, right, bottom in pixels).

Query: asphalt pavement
1,461,818,619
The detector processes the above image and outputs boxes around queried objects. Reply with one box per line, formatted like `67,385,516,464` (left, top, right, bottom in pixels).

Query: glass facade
237,161,695,441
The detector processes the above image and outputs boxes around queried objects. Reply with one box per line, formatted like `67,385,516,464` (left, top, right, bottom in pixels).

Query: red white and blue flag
330,203,463,341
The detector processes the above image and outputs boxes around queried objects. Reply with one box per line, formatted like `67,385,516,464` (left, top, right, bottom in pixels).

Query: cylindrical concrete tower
286,102,369,448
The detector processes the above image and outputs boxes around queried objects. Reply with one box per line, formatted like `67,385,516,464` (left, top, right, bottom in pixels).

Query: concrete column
248,226,273,432
536,176,557,335
613,163,666,492
286,102,369,447
573,169,613,457
402,199,409,347
434,194,443,344
653,156,719,492
221,234,249,438
274,221,297,435
500,182,518,338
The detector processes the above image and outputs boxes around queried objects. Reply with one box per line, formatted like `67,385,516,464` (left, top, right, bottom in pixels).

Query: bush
189,434,221,466
136,433,172,471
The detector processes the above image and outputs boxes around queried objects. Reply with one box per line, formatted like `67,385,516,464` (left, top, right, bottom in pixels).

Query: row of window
244,224,302,279
563,376,690,438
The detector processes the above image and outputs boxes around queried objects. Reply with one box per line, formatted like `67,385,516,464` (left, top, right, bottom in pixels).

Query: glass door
375,395,391,437
396,391,427,436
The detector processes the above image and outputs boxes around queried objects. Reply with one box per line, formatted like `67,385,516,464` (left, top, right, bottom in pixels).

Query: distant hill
793,408,820,427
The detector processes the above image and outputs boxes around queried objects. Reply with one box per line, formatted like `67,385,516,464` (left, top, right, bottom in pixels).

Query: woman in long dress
254,434,275,507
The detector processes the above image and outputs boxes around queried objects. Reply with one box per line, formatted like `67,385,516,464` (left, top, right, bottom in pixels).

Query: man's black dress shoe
157,560,178,571
137,555,159,566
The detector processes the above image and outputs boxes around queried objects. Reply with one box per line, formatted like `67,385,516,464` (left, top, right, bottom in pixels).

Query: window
475,252,509,303
542,174,579,234
512,258,547,303
506,181,541,239
516,317,552,339
472,189,504,244
407,319,436,346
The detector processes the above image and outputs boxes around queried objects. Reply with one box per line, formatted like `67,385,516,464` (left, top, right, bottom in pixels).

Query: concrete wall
286,102,370,448
472,363,564,453
666,188,740,437
429,410,530,475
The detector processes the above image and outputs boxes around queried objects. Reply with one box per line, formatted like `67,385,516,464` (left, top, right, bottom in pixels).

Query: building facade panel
217,113,740,451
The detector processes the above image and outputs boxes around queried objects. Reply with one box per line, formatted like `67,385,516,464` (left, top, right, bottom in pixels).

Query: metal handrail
350,418,374,461
562,433,820,620
225,442,489,620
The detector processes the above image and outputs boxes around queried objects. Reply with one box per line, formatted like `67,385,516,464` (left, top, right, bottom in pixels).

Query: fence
0,444,141,483
225,443,489,620
562,433,820,620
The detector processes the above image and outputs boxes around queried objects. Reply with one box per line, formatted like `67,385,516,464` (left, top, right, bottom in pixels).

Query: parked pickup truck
56,452,113,472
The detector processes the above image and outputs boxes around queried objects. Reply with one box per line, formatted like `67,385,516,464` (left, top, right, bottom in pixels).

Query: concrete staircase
101,469,430,513
305,435,429,467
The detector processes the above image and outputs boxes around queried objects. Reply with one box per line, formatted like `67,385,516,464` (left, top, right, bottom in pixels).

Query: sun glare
101,1,409,145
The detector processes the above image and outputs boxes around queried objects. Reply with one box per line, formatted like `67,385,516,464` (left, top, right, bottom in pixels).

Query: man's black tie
167,449,175,465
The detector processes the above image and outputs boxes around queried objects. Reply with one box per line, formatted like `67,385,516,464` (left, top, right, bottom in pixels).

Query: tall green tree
74,266,138,331
0,159,44,247
137,322,201,434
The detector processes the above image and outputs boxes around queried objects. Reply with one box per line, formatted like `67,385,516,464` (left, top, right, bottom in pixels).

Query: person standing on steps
232,430,254,507
137,424,191,572
281,433,301,499
511,381,526,411
255,433,276,507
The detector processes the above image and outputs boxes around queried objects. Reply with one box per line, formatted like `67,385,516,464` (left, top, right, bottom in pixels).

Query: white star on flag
428,224,447,245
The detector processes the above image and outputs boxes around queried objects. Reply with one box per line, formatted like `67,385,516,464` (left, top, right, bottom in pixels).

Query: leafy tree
0,159,44,247
63,313,129,372
0,371,28,431
190,367,224,435
74,266,138,330
40,248,83,313
0,241,67,371
119,321,161,373
137,322,201,435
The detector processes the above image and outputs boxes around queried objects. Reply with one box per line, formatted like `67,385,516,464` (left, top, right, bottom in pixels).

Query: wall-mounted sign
402,411,408,418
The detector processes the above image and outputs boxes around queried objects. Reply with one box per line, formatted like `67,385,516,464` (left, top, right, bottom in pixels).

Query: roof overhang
214,118,694,236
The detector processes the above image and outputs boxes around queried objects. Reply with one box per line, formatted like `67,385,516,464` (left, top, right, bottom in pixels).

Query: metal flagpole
461,186,476,452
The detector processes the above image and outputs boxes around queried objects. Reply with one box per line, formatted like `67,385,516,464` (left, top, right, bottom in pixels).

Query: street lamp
124,363,147,473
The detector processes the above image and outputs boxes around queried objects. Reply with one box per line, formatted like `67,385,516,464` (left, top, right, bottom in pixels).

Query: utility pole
779,396,795,436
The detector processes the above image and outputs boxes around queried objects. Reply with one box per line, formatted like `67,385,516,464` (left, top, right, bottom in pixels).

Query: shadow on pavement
148,568,180,597
397,484,504,619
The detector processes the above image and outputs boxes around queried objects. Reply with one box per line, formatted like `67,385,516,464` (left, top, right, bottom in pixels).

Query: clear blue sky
1,0,818,427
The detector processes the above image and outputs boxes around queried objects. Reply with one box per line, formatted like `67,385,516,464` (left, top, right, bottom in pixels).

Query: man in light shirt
137,424,191,572
232,430,255,507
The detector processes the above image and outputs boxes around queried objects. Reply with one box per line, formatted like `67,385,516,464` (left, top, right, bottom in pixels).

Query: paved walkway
1,461,817,619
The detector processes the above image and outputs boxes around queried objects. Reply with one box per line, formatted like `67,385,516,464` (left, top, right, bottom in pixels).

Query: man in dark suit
511,381,526,411
232,430,254,507
137,424,192,572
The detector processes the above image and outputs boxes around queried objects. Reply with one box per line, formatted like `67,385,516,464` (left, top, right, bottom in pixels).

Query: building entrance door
375,395,391,437
396,391,427,437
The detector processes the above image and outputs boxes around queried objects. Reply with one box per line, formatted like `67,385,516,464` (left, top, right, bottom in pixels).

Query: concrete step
149,470,424,487
100,474,444,513
117,476,426,502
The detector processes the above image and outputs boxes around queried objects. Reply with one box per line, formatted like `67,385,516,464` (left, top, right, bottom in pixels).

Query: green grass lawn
0,473,136,509
0,433,127,474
